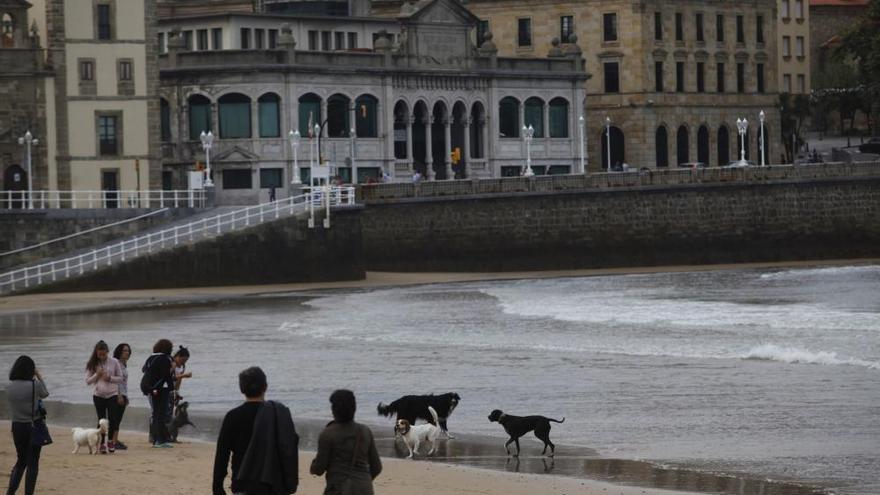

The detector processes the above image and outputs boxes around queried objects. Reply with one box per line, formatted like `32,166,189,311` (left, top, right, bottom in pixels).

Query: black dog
378,393,460,437
488,409,564,457
167,401,195,442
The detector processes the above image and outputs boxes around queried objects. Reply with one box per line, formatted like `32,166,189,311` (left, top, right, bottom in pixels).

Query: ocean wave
758,265,880,280
741,344,880,370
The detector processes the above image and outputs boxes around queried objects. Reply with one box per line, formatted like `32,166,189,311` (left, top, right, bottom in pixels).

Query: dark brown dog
488,409,564,457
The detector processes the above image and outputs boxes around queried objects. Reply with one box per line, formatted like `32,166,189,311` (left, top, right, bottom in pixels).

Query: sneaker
115,441,128,451
99,444,108,454
153,442,174,449
108,441,116,453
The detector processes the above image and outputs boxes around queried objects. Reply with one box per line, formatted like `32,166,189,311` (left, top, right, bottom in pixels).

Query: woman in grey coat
310,390,382,495
6,355,49,495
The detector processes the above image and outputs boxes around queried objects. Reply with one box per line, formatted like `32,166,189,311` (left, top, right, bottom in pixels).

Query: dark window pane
197,29,208,50
737,63,745,93
655,61,664,92
499,97,519,138
548,98,568,138
240,28,250,49
259,168,282,189
656,126,668,167
717,63,725,92
98,116,118,155
188,96,211,141
255,29,264,49
696,13,704,42
258,94,280,138
736,15,744,43
560,16,574,43
327,94,350,138
222,169,252,189
355,95,378,138
675,12,683,41
219,93,252,139
757,63,765,93
160,99,171,142
603,13,617,42
268,29,277,49
756,15,764,44
298,94,321,136
518,18,531,46
604,62,620,93
212,28,222,49
524,98,544,138
716,15,724,42
676,61,685,92
697,62,705,92
477,20,489,46
654,12,662,41
97,4,111,40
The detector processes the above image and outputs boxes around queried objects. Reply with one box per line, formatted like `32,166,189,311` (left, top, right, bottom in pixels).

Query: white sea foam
758,265,880,280
741,344,880,370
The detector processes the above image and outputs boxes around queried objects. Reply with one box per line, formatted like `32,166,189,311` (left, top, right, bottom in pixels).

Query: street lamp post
17,131,38,209
199,131,214,187
522,125,535,177
314,124,321,165
288,130,301,185
578,115,586,174
736,118,749,166
605,116,612,173
759,110,766,166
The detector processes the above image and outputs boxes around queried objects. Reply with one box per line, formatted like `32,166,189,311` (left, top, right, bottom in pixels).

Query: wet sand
0,399,826,495
0,421,692,495
1,259,878,317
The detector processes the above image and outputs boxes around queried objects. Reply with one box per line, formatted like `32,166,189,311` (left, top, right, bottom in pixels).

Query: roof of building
810,0,868,7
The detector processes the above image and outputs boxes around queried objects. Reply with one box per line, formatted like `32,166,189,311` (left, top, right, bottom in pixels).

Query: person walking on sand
213,367,299,495
141,339,175,448
6,355,49,495
85,340,124,454
311,390,382,495
112,343,131,450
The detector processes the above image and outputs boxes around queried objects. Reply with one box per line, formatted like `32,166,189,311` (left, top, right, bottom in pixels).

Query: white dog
72,418,109,454
394,406,440,459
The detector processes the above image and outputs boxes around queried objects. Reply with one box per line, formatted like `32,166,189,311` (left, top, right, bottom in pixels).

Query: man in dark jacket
213,367,299,495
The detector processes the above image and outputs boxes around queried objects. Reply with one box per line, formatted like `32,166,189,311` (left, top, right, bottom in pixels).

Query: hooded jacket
235,400,299,494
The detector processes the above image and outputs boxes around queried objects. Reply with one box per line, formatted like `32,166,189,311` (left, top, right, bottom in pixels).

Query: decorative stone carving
548,37,564,58
563,34,582,58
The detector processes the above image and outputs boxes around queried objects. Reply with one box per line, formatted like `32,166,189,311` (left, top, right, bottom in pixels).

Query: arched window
524,97,544,138
549,98,569,138
470,102,485,159
677,125,689,165
355,94,378,138
327,94,350,138
298,93,321,137
188,94,211,141
160,98,171,142
655,126,669,167
697,125,710,165
499,97,519,138
258,93,280,138
218,93,251,139
718,125,730,166
393,101,409,159
1,13,14,47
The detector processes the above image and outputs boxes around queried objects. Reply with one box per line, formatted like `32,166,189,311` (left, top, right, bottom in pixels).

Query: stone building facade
45,0,160,196
378,0,782,169
777,0,810,94
159,0,587,204
0,0,50,198
810,0,868,87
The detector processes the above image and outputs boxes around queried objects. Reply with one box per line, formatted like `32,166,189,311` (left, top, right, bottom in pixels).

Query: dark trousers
92,395,121,441
117,397,127,437
148,389,171,444
6,422,41,495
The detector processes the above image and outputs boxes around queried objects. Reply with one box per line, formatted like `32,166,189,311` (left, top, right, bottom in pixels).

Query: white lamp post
288,130,301,185
350,127,357,184
522,124,535,177
199,130,214,187
314,124,321,165
759,110,766,166
605,116,612,173
17,131,38,209
736,118,749,166
578,115,586,174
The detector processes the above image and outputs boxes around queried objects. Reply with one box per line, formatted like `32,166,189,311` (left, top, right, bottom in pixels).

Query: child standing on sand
112,343,131,450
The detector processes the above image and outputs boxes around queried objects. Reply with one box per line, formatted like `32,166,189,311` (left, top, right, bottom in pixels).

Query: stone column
463,117,472,179
425,116,434,180
543,102,550,140
443,117,453,179
251,100,260,139
406,115,414,168
320,99,328,138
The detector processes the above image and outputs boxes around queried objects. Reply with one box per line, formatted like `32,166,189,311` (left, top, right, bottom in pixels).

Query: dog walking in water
487,409,564,457
394,406,441,459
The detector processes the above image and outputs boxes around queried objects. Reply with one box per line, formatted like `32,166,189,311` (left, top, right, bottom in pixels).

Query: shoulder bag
30,380,52,447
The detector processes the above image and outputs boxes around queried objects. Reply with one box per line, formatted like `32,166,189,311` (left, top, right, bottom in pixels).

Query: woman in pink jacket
85,340,124,454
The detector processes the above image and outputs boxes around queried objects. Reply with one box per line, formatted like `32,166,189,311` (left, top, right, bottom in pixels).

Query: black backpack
139,355,164,396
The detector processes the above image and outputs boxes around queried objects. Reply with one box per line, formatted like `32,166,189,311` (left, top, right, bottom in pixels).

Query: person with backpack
141,339,175,448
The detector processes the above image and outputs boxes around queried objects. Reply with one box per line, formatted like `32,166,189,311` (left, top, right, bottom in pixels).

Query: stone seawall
0,208,199,271
29,208,364,293
361,177,880,272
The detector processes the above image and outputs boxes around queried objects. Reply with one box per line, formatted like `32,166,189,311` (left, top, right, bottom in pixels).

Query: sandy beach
1,259,877,316
0,423,682,495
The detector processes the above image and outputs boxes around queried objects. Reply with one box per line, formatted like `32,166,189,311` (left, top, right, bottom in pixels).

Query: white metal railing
0,208,171,259
0,186,355,295
1,190,207,209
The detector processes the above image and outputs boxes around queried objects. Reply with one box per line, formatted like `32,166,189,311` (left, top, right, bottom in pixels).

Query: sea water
1,265,878,494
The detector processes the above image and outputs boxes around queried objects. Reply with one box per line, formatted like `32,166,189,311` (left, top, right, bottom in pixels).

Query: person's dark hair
113,343,131,360
9,355,36,381
86,340,109,372
174,345,190,358
152,339,173,354
238,367,267,399
330,389,356,423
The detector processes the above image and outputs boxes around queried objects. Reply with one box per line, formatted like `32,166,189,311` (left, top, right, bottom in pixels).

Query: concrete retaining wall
361,177,880,271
